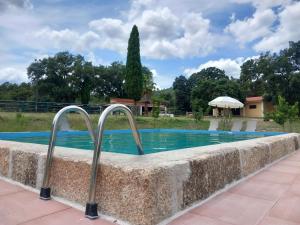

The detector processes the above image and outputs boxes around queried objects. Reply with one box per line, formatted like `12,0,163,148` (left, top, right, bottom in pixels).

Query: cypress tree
125,25,143,102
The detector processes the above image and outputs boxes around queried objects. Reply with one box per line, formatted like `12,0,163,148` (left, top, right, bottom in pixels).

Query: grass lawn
0,112,209,132
0,112,298,133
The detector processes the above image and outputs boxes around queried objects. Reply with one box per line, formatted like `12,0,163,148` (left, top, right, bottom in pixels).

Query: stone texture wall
0,133,299,225
0,147,9,176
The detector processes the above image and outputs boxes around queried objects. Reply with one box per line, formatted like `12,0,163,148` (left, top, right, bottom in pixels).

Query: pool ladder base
85,202,99,219
40,187,51,200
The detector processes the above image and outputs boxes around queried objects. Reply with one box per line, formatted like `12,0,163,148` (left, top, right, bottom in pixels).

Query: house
109,98,167,116
243,96,274,118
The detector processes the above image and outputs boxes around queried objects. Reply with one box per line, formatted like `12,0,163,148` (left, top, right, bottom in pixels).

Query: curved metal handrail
85,104,143,219
40,105,96,200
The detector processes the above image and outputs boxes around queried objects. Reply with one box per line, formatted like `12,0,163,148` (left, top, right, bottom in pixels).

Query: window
249,105,257,109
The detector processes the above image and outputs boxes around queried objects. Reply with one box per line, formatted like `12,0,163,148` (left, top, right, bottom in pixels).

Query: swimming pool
0,129,284,155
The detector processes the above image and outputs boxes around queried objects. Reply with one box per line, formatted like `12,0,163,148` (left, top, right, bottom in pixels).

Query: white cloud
225,9,276,45
139,12,224,59
254,1,300,52
232,0,292,9
129,0,235,17
150,69,174,89
0,0,299,87
0,67,28,84
33,27,80,50
28,2,225,59
86,51,110,66
184,56,259,78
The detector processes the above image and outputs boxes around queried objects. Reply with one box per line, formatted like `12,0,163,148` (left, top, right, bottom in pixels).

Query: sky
0,0,300,89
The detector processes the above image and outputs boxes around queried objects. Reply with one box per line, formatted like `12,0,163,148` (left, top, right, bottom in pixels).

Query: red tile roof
110,98,135,104
246,96,263,102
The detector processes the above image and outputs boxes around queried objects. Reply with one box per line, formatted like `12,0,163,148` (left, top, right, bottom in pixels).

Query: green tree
0,82,34,101
173,75,191,113
240,41,300,106
27,52,76,102
152,99,160,118
191,78,242,114
153,88,175,109
93,62,125,100
72,55,94,104
125,25,143,102
188,67,227,89
270,96,299,131
240,59,265,97
142,66,155,96
188,67,242,114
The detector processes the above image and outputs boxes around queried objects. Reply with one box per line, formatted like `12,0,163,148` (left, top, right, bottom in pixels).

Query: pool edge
0,133,299,225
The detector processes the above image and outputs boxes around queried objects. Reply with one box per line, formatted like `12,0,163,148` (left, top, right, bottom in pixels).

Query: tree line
154,40,300,115
1,38,300,116
0,25,151,105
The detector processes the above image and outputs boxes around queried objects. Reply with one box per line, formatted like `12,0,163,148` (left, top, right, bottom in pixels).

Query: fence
0,100,138,114
0,100,182,117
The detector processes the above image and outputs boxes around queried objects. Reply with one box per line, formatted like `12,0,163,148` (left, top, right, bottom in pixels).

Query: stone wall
0,133,299,225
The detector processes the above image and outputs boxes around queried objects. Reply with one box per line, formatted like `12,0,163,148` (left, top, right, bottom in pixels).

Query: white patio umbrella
208,96,244,109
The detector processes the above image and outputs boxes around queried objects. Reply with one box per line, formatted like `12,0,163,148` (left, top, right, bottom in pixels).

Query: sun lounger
231,120,243,131
208,119,219,131
245,120,257,132
59,115,71,131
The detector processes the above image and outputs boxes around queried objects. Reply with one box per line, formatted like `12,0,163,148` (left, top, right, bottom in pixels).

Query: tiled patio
1,151,300,225
0,180,114,225
169,150,300,225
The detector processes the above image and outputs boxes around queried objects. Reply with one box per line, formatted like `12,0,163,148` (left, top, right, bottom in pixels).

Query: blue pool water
0,129,284,155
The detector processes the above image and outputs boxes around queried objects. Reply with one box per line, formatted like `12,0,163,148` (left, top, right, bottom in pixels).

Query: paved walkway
169,150,300,225
1,151,300,225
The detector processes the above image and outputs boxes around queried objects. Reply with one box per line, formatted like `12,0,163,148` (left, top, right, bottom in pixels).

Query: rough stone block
0,147,9,177
266,139,287,162
182,157,209,208
295,134,300,150
49,157,90,204
94,166,163,225
182,149,241,208
239,143,270,177
284,136,297,153
206,149,241,194
11,150,38,187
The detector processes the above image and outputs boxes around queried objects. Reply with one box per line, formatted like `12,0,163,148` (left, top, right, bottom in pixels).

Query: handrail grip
85,104,143,219
40,105,96,200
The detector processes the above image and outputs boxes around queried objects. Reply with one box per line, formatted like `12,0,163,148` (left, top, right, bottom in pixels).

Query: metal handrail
85,104,144,219
40,105,96,200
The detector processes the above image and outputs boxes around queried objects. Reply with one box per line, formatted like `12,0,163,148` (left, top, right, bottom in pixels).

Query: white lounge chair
231,120,243,132
59,115,71,131
208,119,219,131
245,120,257,132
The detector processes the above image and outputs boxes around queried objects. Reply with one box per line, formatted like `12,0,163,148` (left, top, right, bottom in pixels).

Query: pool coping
0,129,285,155
0,133,299,225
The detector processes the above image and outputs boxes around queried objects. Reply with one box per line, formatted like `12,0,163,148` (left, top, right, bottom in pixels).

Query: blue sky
0,0,300,89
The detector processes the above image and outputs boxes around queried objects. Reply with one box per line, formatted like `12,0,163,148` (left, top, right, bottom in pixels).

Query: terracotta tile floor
169,150,300,225
2,151,300,225
0,180,115,225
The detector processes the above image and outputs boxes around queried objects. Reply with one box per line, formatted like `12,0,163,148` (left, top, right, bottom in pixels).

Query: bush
263,112,271,121
270,96,299,131
16,112,23,120
193,109,203,122
152,100,160,118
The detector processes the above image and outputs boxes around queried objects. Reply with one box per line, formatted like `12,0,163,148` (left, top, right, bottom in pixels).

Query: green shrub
152,100,160,118
193,109,203,122
16,112,23,120
263,112,271,121
270,96,299,131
